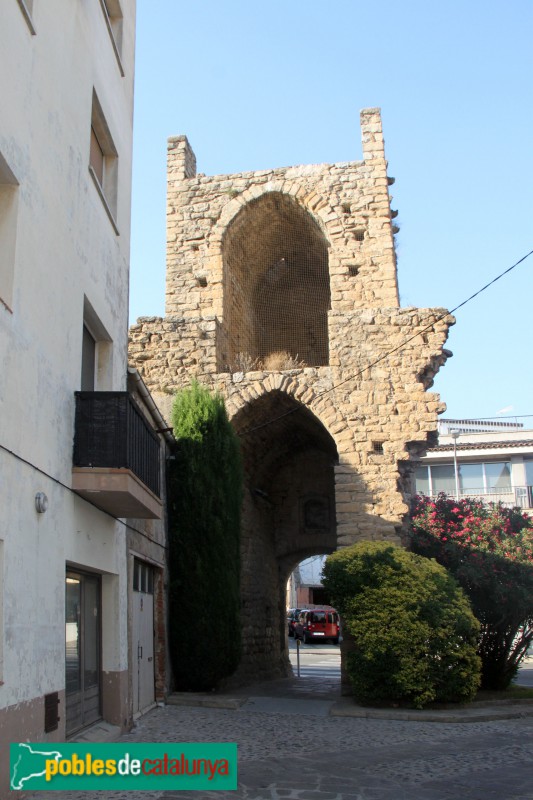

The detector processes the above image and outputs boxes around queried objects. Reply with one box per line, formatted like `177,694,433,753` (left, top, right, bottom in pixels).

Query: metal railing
423,486,533,509
73,392,161,497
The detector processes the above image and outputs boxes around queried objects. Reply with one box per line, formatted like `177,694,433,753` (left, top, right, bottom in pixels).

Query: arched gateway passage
230,391,338,683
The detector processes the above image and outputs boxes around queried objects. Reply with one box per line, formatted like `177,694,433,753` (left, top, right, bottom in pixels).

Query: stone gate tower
129,108,454,684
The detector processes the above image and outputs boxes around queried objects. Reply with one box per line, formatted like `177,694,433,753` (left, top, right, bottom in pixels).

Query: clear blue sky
130,1,533,423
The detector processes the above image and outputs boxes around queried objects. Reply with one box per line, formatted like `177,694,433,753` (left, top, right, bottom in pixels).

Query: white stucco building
415,419,533,510
0,3,167,792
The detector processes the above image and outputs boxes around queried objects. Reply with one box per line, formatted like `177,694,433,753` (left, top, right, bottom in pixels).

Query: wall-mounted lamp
35,492,48,513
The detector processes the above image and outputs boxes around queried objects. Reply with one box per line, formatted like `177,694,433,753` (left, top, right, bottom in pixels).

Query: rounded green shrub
322,541,481,708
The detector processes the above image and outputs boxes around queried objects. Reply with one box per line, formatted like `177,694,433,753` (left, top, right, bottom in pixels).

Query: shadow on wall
226,389,401,689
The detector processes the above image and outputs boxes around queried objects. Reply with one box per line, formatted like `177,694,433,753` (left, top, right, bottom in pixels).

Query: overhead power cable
239,248,533,438
0,442,168,550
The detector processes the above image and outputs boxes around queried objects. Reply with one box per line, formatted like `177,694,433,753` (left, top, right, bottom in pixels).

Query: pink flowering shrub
410,494,533,689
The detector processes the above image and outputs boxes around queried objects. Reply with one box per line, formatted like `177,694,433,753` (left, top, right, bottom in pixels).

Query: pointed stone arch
223,372,353,452
215,190,335,372
211,183,335,248
227,388,341,683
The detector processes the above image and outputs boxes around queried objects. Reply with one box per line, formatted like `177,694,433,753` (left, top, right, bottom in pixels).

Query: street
25,693,533,800
24,647,533,800
289,638,533,687
288,637,341,681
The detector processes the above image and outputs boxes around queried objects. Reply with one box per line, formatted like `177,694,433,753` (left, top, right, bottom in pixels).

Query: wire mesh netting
220,192,331,373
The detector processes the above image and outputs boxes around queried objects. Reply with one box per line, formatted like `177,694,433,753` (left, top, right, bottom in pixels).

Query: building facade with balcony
415,419,533,510
287,555,330,609
0,3,168,789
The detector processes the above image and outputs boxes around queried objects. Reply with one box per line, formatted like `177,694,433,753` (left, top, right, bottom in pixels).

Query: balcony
422,486,533,511
72,392,162,519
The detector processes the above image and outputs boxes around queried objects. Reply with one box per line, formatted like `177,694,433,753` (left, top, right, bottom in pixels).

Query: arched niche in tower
220,192,330,372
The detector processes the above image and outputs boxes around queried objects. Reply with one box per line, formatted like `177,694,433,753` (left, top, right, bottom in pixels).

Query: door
65,571,101,735
132,559,155,713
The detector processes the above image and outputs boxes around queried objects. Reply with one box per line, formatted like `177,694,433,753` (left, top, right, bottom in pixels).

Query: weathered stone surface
129,109,453,686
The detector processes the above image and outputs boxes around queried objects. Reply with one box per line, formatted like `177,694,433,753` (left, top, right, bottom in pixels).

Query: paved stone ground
23,682,533,800
22,657,533,799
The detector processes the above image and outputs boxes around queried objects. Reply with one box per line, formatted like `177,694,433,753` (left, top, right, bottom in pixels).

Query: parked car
293,608,340,644
287,608,301,637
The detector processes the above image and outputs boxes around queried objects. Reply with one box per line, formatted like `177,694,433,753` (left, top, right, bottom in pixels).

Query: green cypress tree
167,381,243,690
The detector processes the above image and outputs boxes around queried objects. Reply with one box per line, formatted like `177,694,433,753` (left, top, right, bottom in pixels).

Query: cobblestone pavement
24,687,533,800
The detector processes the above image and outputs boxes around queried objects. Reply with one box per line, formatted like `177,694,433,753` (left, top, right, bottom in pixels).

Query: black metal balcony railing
73,392,160,497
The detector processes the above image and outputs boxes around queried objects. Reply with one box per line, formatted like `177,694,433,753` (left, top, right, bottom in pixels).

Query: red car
293,609,340,644
287,608,302,637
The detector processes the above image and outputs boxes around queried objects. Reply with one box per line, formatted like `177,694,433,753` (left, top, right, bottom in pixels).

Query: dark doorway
231,392,338,682
65,570,101,735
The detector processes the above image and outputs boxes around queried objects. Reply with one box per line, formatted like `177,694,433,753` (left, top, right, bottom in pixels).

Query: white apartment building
0,3,167,792
415,419,533,510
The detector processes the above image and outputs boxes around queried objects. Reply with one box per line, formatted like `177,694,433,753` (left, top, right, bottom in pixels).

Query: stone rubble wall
129,305,453,533
128,108,454,685
165,108,399,321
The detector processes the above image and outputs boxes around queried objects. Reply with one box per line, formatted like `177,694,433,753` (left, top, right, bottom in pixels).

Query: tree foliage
410,494,533,689
167,381,243,691
322,541,481,708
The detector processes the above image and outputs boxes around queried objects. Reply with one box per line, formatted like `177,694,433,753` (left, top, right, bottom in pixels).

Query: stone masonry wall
129,108,454,685
130,307,452,533
164,108,399,324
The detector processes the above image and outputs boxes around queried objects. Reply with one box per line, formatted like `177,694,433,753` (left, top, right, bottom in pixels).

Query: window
89,128,104,186
81,298,113,390
0,151,19,313
133,559,154,594
459,463,483,492
458,462,511,494
484,462,511,491
16,0,36,34
415,462,512,497
99,0,124,74
89,91,118,231
414,466,430,495
81,325,96,391
430,464,456,495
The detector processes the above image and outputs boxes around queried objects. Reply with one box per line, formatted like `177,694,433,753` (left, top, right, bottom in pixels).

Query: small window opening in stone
191,243,200,251
348,265,360,277
372,441,384,454
341,202,351,214
196,276,207,288
354,230,365,242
